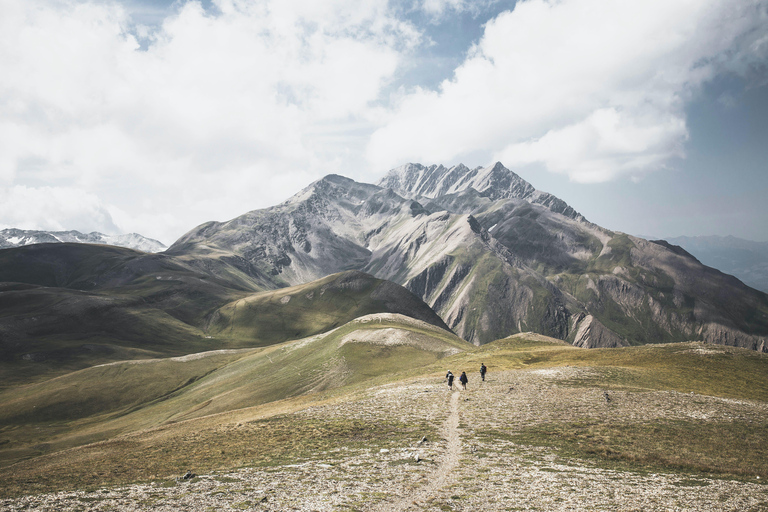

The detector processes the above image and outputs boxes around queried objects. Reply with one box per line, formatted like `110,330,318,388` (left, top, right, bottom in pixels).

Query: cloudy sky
2,0,767,245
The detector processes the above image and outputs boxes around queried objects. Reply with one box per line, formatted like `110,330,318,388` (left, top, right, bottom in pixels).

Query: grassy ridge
0,350,252,425
0,314,468,474
459,335,768,401
462,335,768,480
206,272,449,345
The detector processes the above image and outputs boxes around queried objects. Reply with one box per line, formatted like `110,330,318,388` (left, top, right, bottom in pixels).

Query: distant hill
0,228,166,253
0,243,449,385
664,235,768,294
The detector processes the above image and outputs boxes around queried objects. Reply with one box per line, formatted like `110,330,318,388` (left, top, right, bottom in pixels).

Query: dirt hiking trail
4,370,768,511
376,389,463,511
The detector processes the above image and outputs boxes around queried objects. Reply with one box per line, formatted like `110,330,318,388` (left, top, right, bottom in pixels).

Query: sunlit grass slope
205,270,451,345
463,333,768,400
0,313,468,475
445,334,768,481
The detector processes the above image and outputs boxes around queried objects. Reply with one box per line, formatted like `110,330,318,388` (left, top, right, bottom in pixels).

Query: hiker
459,371,468,390
480,363,487,381
446,371,455,389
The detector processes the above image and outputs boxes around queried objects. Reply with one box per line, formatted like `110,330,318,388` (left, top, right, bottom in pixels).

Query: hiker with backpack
480,363,487,381
459,371,468,390
446,370,455,390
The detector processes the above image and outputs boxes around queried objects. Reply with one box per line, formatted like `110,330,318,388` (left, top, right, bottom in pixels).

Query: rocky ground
4,366,767,511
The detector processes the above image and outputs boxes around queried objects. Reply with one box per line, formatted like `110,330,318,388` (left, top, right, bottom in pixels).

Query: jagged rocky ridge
0,228,166,253
169,163,768,351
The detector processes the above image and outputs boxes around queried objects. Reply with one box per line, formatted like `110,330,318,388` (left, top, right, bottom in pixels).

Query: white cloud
367,0,768,182
498,108,688,183
0,0,418,243
2,0,767,244
0,186,120,234
421,0,468,17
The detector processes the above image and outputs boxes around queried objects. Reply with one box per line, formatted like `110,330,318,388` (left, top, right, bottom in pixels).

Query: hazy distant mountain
169,163,768,351
0,228,166,253
663,236,768,294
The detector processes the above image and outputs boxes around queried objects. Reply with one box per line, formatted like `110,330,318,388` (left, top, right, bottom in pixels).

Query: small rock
177,470,195,482
414,453,421,462
379,448,390,454
418,436,428,445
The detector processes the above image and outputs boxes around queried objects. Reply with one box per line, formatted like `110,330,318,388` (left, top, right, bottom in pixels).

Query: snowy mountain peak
284,173,384,209
0,229,167,253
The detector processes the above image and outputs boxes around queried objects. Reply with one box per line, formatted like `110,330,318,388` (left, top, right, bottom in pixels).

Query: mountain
379,162,584,220
169,163,768,351
2,170,767,501
0,242,450,385
664,235,768,294
0,228,166,253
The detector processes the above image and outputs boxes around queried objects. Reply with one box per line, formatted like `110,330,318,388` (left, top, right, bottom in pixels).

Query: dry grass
1,410,435,498
504,419,768,479
2,335,768,510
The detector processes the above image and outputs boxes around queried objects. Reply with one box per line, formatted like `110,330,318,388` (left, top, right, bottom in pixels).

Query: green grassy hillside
463,333,768,400
0,313,469,476
207,271,451,345
0,283,219,387
0,243,452,387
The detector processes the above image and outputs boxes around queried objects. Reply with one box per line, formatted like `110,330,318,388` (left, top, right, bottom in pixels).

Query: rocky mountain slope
169,163,768,351
0,228,166,253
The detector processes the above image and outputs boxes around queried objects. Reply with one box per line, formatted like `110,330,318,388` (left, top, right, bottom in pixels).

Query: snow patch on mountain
0,229,166,253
